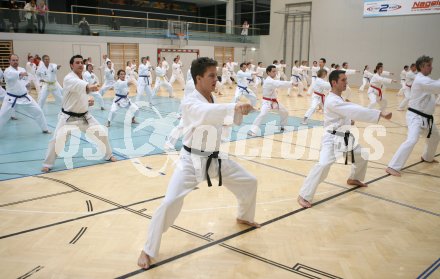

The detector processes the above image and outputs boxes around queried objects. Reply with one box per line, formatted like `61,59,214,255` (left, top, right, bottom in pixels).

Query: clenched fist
235,103,254,115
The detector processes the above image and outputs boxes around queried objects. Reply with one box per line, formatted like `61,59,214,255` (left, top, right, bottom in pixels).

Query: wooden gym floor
0,81,439,278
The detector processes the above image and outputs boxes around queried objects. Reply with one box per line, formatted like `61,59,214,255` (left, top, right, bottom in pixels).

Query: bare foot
108,156,117,162
236,218,261,228
42,130,51,134
385,167,401,177
41,167,51,173
421,157,439,163
137,250,151,269
297,196,311,208
347,179,368,187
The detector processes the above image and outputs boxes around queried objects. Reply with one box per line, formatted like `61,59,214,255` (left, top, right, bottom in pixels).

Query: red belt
314,91,325,104
263,97,278,109
370,85,382,100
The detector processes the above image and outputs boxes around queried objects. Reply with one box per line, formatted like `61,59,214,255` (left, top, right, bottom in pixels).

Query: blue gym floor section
0,96,322,181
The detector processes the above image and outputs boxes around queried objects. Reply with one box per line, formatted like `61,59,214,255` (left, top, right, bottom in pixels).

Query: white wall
2,33,250,83
260,0,440,87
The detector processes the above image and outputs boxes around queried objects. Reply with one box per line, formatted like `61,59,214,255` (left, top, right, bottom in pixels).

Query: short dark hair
294,60,299,64
403,65,409,69
86,64,93,71
317,69,327,78
117,69,125,76
258,62,262,66
329,70,345,87
416,55,433,71
42,55,49,60
320,58,326,63
106,61,112,65
342,62,348,67
331,63,335,68
410,63,416,68
69,54,83,65
191,57,218,85
273,60,278,64
266,65,276,74
239,62,246,68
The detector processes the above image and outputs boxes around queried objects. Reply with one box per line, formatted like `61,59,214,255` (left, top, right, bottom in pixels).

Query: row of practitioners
0,54,438,269
137,55,439,269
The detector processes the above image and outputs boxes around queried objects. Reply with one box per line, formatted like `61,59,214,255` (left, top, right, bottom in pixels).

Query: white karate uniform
398,70,417,110
108,79,139,122
388,73,440,171
99,67,116,97
287,66,304,96
359,70,373,92
83,70,105,109
43,71,113,169
26,61,41,94
255,66,265,88
169,62,185,87
131,63,138,80
398,69,408,96
307,66,320,95
279,64,288,81
232,70,257,106
299,92,381,202
341,68,356,100
125,65,138,87
0,66,48,132
304,77,331,119
162,60,169,78
300,65,310,88
0,68,6,99
226,61,238,80
143,90,258,258
220,67,232,88
153,66,173,97
367,73,392,111
249,76,291,134
36,62,63,109
136,63,154,103
183,69,195,97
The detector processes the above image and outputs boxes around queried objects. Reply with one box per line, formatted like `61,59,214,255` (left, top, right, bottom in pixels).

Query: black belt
115,94,128,103
328,130,355,165
7,92,30,108
408,107,434,138
62,108,88,124
139,75,150,85
183,145,222,187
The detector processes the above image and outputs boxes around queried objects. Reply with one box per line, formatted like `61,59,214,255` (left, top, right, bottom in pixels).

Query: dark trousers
37,15,45,33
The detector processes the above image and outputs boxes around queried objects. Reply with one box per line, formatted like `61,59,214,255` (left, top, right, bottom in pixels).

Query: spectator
24,0,37,33
9,0,20,33
78,17,91,35
241,20,249,42
110,10,120,30
36,0,48,33
0,10,6,32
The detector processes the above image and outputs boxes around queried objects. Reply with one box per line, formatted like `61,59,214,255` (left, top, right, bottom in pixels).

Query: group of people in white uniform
0,52,438,271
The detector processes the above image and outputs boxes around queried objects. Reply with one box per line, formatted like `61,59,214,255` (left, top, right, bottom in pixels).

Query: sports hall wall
3,33,250,82
259,0,440,88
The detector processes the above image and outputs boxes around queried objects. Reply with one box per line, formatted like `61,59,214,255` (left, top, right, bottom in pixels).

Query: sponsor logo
366,3,402,13
412,1,440,9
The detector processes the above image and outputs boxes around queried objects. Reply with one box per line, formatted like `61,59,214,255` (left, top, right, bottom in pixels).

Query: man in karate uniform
287,60,304,97
297,70,392,208
397,63,417,111
232,62,257,106
386,55,440,177
26,55,41,95
137,57,260,269
136,56,154,105
99,61,116,97
153,60,174,98
169,57,185,89
41,55,116,172
36,55,63,109
302,69,331,125
226,57,238,82
0,54,50,133
248,64,292,136
398,65,409,96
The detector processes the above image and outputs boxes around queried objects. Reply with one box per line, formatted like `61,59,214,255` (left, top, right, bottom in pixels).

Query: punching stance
297,70,392,208
138,57,260,269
